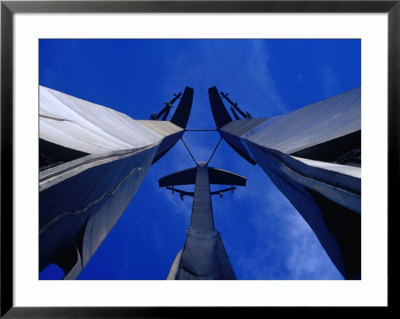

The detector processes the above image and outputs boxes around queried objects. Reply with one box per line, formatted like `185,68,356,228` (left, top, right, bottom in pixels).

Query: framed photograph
1,0,395,317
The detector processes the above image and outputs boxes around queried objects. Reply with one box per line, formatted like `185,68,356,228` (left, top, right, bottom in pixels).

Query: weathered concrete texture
167,227,236,280
176,228,236,280
39,144,157,278
190,166,215,231
245,141,361,279
162,163,242,280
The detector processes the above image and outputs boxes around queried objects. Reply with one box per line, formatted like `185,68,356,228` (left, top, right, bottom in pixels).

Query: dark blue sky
39,39,360,280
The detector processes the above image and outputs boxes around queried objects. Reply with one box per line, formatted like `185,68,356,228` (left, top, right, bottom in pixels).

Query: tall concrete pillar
209,86,361,279
39,85,193,279
159,163,246,280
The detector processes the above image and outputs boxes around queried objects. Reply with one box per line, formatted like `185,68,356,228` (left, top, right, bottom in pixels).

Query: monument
39,85,361,280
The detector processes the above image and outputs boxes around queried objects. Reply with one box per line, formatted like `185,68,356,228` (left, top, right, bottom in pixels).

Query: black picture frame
1,0,395,317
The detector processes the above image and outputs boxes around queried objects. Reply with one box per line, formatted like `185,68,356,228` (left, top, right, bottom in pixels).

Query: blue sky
39,39,360,280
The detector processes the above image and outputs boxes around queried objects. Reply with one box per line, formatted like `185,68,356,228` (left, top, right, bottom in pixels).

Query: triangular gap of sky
39,39,360,280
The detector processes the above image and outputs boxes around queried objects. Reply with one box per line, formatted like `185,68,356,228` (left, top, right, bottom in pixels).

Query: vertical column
190,164,215,231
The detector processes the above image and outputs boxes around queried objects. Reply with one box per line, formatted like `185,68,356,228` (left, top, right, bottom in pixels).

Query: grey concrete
223,87,361,155
209,86,361,279
162,163,244,280
39,86,193,279
40,86,184,154
39,143,157,277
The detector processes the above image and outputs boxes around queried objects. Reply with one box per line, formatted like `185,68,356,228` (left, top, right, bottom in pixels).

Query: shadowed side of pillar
39,86,194,279
159,162,246,280
208,86,361,279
